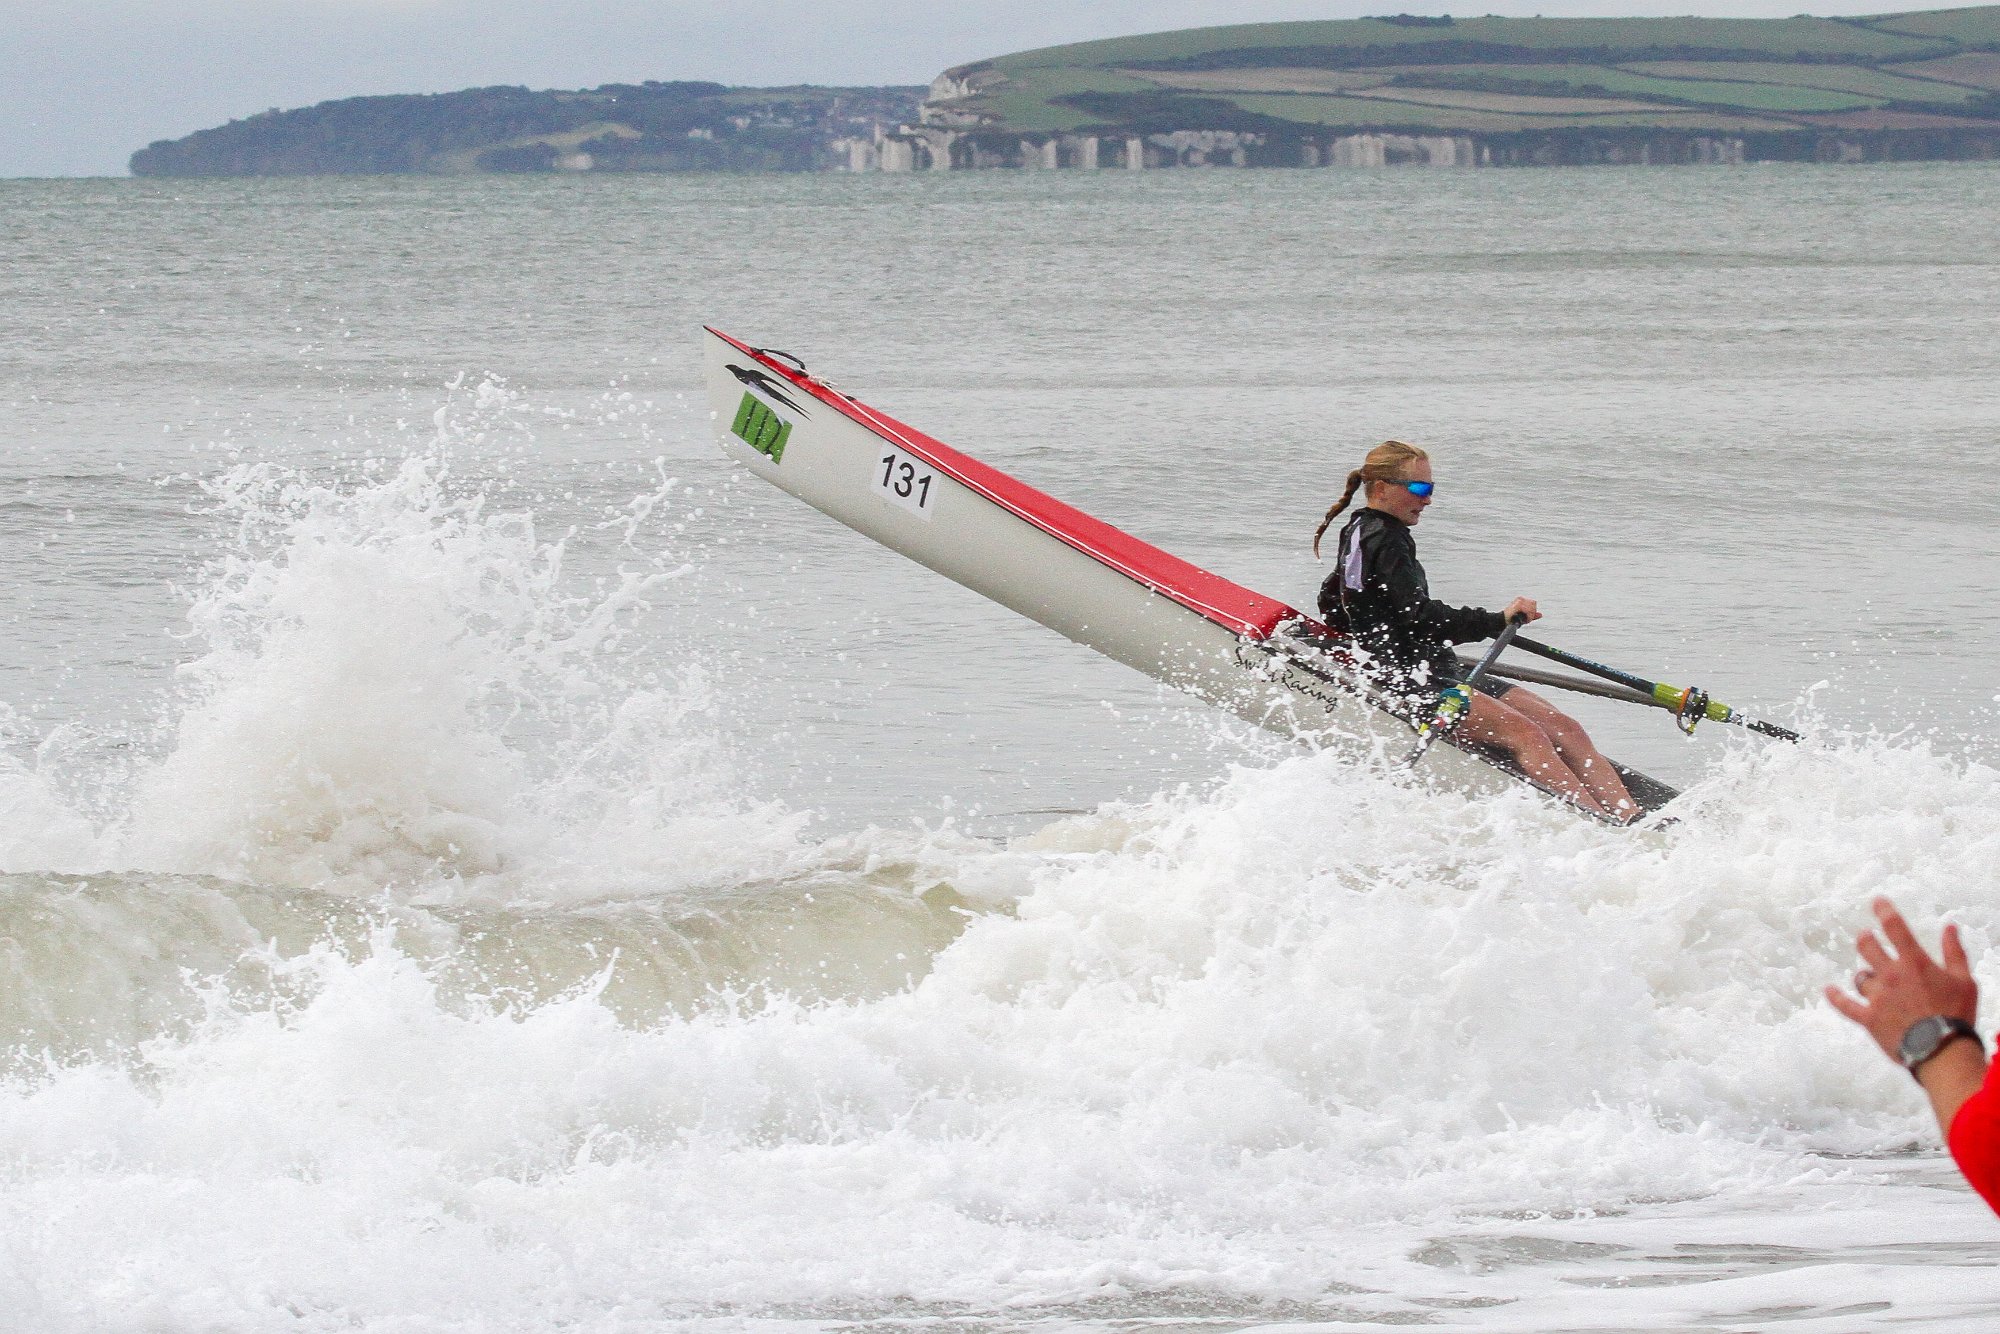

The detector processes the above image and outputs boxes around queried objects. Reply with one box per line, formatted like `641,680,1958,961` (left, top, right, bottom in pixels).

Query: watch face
1899,1016,1955,1068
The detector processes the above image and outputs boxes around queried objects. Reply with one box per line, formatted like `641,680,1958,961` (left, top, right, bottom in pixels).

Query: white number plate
871,445,937,519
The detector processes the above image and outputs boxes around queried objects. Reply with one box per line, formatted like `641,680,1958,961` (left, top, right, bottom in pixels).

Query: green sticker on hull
731,392,791,463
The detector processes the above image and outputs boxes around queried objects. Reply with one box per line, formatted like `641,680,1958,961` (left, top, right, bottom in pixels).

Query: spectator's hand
1502,597,1540,624
1825,896,1979,1063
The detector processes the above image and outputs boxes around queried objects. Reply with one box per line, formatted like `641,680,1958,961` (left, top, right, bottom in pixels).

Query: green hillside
934,8,2000,138
129,6,2000,175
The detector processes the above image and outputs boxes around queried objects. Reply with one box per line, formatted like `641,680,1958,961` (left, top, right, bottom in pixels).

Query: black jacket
1318,508,1506,683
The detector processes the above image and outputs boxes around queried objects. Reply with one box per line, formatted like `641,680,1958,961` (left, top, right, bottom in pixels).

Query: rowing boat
702,329,1677,821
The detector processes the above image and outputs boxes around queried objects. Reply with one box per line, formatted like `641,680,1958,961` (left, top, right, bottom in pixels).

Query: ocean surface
2,164,1999,1330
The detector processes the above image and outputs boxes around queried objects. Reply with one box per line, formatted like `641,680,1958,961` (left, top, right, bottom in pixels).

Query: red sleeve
1947,1057,2000,1215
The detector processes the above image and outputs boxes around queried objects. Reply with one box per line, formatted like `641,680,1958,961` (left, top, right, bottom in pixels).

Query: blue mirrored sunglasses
1390,479,1435,497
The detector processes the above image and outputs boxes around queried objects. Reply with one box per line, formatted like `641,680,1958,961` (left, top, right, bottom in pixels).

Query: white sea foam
0,427,807,902
3,389,1998,1325
9,160,2000,1334
0,713,99,876
4,722,1999,1326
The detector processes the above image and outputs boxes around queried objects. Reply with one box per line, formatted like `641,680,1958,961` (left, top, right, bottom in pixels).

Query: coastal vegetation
129,8,2000,175
130,83,923,177
941,9,2000,138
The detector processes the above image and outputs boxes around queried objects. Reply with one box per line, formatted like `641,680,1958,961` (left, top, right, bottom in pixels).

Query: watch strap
1899,1015,1982,1081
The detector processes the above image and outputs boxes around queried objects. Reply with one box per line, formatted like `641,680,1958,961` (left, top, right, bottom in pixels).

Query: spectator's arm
1922,1038,1989,1140
1825,896,1983,1137
1941,1050,2000,1214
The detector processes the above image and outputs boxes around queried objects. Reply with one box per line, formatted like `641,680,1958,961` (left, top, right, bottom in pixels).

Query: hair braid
1311,471,1365,558
1311,440,1430,558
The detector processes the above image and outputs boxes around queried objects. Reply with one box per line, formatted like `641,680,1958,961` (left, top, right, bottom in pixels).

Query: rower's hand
1503,597,1541,624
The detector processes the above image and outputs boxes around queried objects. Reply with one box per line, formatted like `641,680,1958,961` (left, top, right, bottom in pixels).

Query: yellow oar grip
1649,682,1735,725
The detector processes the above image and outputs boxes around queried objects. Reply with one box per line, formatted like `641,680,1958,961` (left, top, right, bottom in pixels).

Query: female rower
1312,440,1637,821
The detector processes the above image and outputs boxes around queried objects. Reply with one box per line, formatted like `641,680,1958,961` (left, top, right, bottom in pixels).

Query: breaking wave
1,402,1995,1329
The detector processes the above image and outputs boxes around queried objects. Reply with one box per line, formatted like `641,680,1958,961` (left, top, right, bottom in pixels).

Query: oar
1477,659,1656,708
1407,615,1526,767
1511,634,1802,742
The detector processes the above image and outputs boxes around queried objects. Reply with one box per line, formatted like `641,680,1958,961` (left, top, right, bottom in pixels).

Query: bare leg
1497,687,1638,821
1453,692,1614,817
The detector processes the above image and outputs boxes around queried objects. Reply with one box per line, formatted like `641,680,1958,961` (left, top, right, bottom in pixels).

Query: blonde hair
1311,440,1430,558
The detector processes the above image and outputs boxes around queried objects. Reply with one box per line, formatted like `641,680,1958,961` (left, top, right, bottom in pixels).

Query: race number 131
872,445,937,519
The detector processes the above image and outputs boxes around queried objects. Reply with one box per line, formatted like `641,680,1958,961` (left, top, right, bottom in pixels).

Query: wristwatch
1897,1015,1983,1080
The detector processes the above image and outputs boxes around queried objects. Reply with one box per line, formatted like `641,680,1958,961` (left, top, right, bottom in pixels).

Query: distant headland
129,84,925,177
131,7,2000,176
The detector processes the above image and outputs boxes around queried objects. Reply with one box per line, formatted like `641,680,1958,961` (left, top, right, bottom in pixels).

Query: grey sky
3,0,1924,177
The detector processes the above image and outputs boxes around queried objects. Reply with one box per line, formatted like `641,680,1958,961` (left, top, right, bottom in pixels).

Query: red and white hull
702,328,1671,816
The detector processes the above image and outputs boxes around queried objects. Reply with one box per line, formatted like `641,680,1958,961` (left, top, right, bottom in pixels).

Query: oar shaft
1512,634,1657,695
1467,617,1527,684
1512,634,1803,743
1477,660,1657,708
1407,617,1524,766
